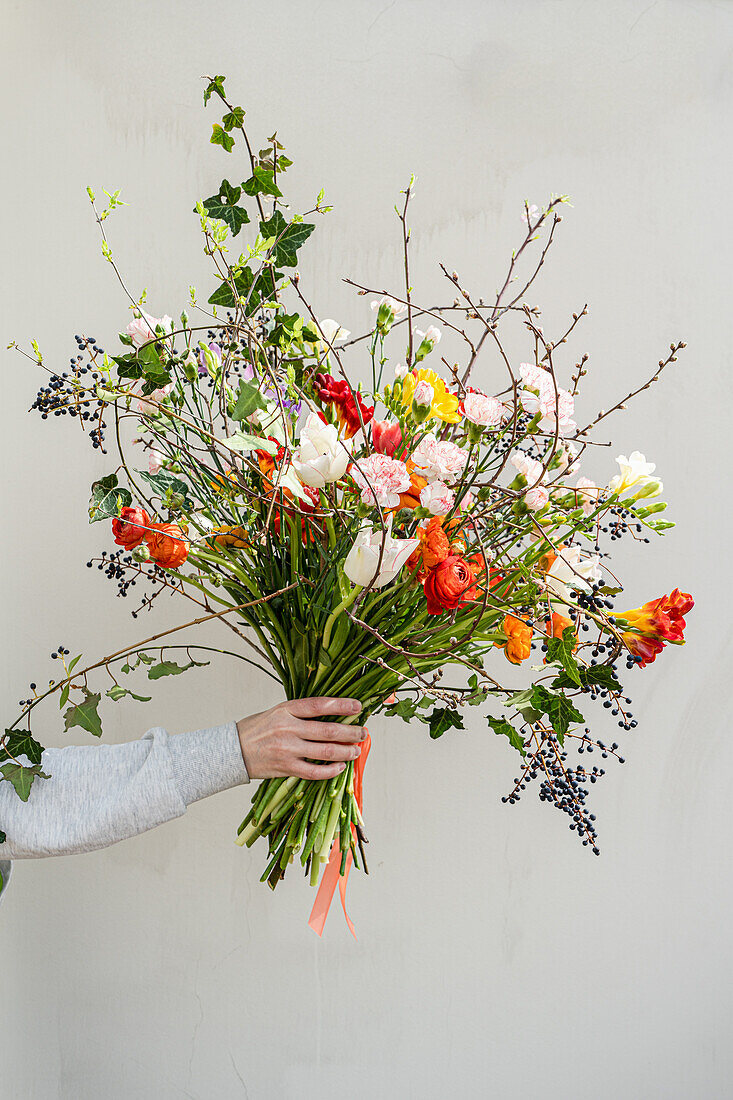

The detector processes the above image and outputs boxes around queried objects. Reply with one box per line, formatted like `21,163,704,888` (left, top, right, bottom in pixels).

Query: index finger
286,696,362,719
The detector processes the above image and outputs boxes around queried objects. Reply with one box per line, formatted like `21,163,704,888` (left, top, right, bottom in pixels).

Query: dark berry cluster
30,335,109,452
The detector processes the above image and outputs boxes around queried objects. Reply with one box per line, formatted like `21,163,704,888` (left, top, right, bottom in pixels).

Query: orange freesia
545,611,577,647
210,469,240,495
619,588,694,667
500,614,533,664
401,368,461,424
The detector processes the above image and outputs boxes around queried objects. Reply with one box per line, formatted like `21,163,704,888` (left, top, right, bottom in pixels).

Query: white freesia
608,451,658,495
292,413,351,487
545,545,602,604
344,522,419,590
317,319,350,346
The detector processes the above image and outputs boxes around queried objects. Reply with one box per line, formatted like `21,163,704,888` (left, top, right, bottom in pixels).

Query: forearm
0,722,249,860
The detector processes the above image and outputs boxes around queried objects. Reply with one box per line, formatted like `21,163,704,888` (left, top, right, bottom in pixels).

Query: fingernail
360,729,369,741
351,700,362,712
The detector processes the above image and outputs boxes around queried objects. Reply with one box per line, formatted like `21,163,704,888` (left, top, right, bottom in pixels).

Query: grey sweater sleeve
0,722,249,899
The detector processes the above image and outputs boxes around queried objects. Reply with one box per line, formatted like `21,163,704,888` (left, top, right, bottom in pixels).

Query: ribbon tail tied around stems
308,731,371,938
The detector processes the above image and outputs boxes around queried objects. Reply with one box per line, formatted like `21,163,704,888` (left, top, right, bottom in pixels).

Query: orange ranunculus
545,611,577,648
619,588,694,667
500,614,533,664
408,517,451,577
211,524,249,549
146,523,189,570
424,555,479,615
537,542,564,574
112,506,150,550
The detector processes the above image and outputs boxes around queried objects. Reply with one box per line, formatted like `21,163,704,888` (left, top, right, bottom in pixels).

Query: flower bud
394,361,408,381
182,351,198,382
132,543,151,562
411,380,434,424
414,325,442,363
629,477,663,501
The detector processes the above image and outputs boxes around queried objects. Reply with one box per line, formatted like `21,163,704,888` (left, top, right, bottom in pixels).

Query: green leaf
113,352,143,379
231,378,268,421
210,123,235,153
88,474,132,523
0,830,6,845
552,664,621,694
203,75,226,105
1,730,44,766
68,654,82,673
224,431,276,454
488,716,526,757
63,689,103,738
259,210,315,267
532,686,585,743
242,167,282,198
428,707,464,740
207,265,281,313
137,469,190,500
106,685,151,703
136,651,155,665
509,688,542,725
198,179,250,237
222,107,244,131
147,659,194,680
1,762,49,801
545,627,581,687
59,683,70,708
384,698,419,722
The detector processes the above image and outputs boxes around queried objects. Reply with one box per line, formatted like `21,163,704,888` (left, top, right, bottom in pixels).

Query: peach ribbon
308,731,371,938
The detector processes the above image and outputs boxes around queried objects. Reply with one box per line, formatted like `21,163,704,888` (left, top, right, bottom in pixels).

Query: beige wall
2,2,730,1097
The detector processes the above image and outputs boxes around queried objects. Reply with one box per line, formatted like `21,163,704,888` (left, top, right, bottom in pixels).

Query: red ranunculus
424,555,479,615
112,506,150,550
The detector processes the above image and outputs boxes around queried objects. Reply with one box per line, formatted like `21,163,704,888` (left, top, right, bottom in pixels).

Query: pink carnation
410,434,468,483
462,391,504,428
126,311,173,349
525,485,550,511
419,480,456,515
351,453,411,509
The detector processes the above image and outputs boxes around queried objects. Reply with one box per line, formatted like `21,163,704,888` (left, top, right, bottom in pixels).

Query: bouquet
3,75,693,930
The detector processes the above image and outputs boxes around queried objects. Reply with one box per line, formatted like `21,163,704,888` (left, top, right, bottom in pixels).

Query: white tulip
344,522,419,590
292,413,351,488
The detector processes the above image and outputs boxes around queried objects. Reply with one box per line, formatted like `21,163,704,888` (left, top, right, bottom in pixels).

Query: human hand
236,696,367,780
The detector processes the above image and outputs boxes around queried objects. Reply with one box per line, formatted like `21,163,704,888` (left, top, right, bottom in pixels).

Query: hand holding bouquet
3,74,693,930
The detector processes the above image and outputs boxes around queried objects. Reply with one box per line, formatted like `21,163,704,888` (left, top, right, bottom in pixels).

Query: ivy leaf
63,689,103,738
137,469,190,500
210,123,235,153
203,75,226,105
488,716,526,757
259,210,315,267
145,660,195,677
552,664,621,694
545,627,581,687
384,698,419,723
532,686,585,744
225,431,276,454
136,651,155,665
509,688,542,725
428,707,464,740
242,167,282,198
222,107,244,131
208,265,281,313
231,378,268,421
105,685,152,703
198,179,250,237
0,762,49,801
1,730,44,766
113,352,143,380
0,830,5,845
88,474,132,523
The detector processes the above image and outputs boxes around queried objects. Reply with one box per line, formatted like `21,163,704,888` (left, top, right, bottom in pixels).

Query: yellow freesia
401,368,460,424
